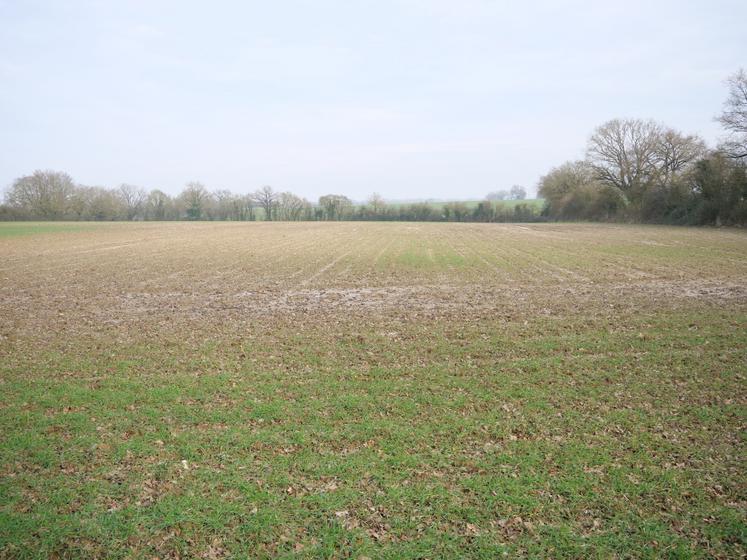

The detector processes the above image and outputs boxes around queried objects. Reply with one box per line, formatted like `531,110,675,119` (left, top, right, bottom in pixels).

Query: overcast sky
1,0,745,200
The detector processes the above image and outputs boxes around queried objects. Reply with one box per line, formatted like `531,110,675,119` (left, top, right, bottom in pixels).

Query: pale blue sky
1,0,745,200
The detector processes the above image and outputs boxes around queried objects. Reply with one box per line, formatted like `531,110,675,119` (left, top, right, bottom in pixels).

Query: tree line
0,175,539,223
2,70,745,225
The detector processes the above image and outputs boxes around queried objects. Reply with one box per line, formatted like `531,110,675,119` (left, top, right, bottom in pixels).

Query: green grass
0,222,99,237
1,311,745,558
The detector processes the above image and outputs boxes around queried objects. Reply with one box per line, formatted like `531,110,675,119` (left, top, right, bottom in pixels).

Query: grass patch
0,222,99,238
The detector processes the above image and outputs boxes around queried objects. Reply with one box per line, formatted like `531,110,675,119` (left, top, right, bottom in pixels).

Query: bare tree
118,184,147,220
277,192,309,220
587,119,663,199
4,170,75,219
717,68,747,159
655,128,706,185
368,192,386,216
251,186,278,220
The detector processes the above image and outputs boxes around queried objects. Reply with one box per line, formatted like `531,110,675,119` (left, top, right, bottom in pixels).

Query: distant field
374,198,544,210
1,222,745,558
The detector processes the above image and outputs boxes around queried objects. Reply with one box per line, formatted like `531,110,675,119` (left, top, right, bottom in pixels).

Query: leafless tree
277,192,309,220
118,184,147,220
251,186,278,220
717,68,747,159
587,119,663,197
4,170,75,219
655,128,706,185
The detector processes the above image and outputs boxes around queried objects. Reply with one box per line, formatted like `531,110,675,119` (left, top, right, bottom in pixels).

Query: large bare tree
586,119,662,197
5,170,75,219
277,192,309,221
587,119,704,200
118,184,147,220
251,186,278,221
717,68,747,159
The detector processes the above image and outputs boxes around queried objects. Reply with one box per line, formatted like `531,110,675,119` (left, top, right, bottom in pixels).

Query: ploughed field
0,222,745,559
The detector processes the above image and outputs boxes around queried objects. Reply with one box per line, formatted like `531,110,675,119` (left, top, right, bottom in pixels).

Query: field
1,221,746,559
259,198,543,220
369,199,544,210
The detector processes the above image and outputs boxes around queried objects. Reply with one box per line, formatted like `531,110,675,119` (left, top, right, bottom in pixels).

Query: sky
1,1,745,201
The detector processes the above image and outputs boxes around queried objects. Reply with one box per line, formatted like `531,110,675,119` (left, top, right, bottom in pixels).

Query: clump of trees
487,185,526,201
318,195,353,220
4,170,76,220
539,69,747,226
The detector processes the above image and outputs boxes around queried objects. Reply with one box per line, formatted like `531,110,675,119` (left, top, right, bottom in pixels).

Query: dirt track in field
1,222,746,343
